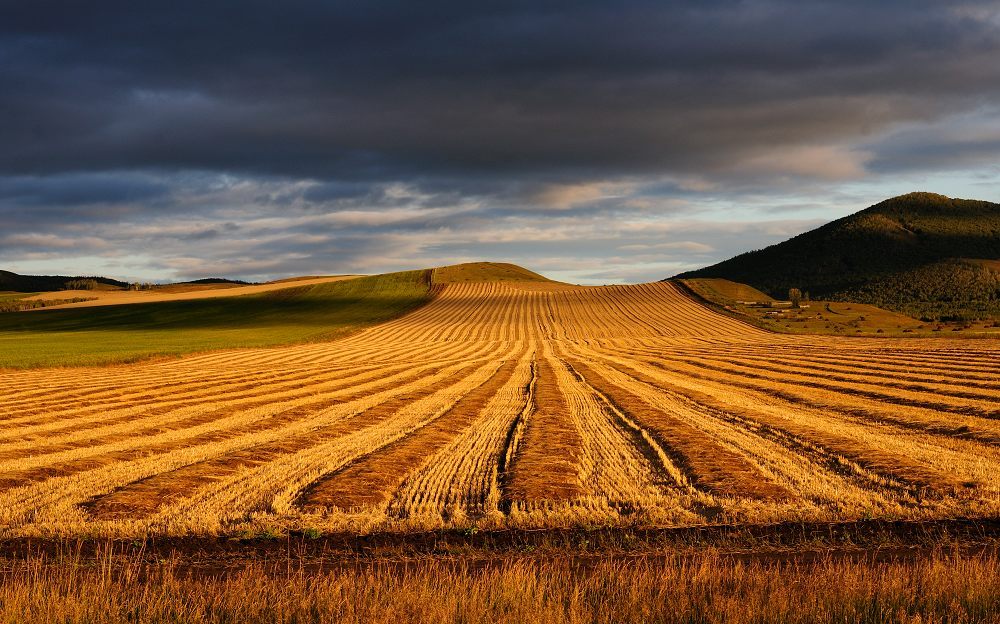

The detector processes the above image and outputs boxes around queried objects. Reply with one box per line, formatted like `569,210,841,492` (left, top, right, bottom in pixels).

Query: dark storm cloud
864,111,1000,174
2,1,1000,282
3,1,1000,180
0,173,169,206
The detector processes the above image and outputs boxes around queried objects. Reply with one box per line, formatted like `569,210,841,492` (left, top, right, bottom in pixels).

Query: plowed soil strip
0,361,393,432
0,365,337,420
0,361,467,491
711,351,1000,394
568,358,791,500
503,356,585,504
387,352,535,519
665,354,1000,419
681,353,1000,409
296,355,524,511
0,364,404,459
604,346,1000,447
83,361,489,520
604,356,976,496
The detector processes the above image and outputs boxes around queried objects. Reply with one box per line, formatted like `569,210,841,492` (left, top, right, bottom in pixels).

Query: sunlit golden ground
1,279,998,537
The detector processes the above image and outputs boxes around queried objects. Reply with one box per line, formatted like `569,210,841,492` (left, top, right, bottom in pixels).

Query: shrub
64,279,99,290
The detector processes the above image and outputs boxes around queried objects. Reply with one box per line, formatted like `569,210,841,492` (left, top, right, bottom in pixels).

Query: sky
2,1,1000,284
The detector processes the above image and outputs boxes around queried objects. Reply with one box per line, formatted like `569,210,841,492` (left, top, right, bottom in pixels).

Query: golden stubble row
0,280,998,537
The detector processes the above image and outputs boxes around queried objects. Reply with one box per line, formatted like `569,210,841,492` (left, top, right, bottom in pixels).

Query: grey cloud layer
2,1,999,280
5,1,1000,178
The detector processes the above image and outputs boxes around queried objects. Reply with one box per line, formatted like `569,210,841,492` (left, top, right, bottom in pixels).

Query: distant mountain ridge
0,270,129,293
1,262,552,294
674,193,1000,320
182,278,251,285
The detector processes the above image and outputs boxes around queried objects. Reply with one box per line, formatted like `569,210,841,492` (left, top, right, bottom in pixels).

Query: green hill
674,193,1000,321
681,278,775,304
0,270,432,369
0,262,555,369
431,262,551,283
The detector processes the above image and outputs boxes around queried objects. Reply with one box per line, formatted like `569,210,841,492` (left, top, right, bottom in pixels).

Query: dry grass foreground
0,274,999,537
1,546,998,624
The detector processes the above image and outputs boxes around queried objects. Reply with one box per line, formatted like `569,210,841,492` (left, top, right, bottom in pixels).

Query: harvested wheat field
21,274,360,310
0,267,998,538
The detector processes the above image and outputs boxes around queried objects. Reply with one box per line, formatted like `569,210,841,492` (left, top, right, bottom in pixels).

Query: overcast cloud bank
2,1,999,282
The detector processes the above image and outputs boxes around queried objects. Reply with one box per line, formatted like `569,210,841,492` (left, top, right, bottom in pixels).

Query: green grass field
680,278,774,304
678,278,1000,338
0,270,432,369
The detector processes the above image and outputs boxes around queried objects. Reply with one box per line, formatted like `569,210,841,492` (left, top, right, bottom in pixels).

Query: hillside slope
432,262,551,283
21,275,358,310
0,262,555,368
675,193,1000,320
0,270,128,292
0,270,431,368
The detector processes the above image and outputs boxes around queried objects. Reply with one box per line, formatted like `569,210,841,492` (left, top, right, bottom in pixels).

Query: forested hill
674,193,1000,320
0,270,128,292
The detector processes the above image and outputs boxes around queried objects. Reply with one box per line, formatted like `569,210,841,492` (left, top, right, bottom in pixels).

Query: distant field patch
679,278,1000,338
0,270,431,368
0,297,97,313
682,278,774,304
432,262,551,283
